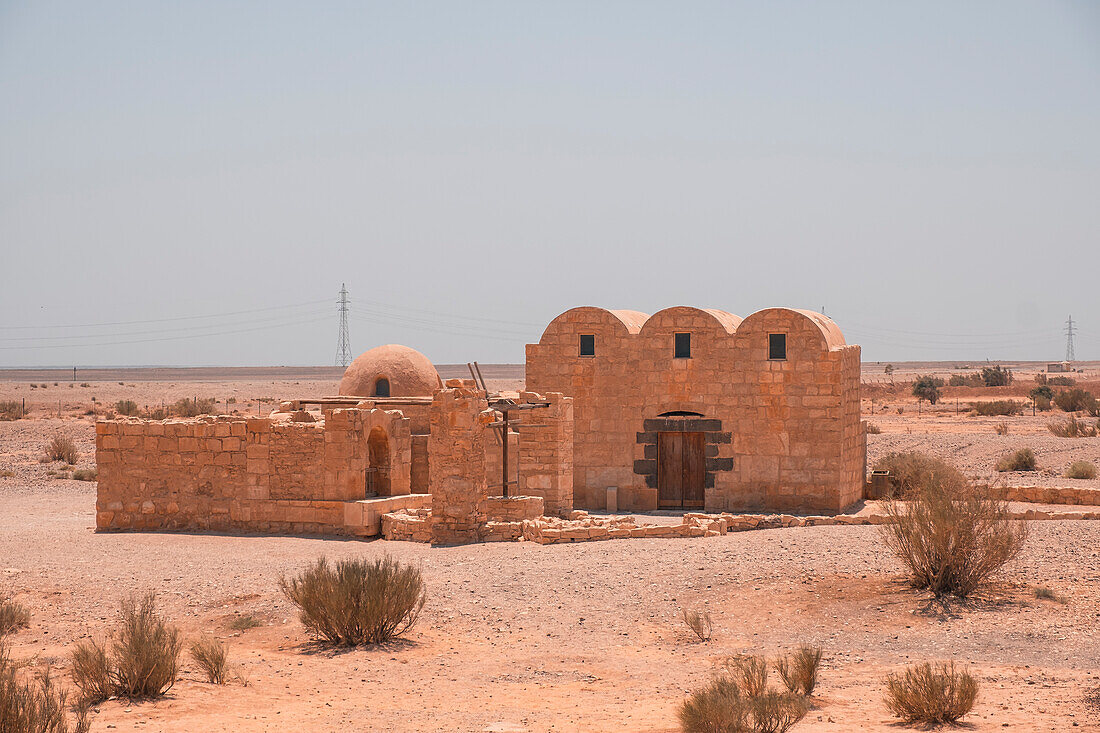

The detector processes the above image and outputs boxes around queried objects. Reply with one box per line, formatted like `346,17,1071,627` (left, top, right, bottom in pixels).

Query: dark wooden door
658,431,706,508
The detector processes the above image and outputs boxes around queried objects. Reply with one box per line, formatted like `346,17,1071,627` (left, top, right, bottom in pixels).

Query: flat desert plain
1,363,1099,731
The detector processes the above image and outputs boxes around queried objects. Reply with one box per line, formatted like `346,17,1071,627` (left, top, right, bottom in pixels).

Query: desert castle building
95,306,866,544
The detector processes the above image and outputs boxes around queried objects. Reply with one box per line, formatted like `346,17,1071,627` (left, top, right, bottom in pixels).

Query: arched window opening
374,376,390,397
366,426,391,496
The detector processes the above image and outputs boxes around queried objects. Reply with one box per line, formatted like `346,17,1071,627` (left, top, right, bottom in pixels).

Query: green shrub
43,436,78,465
1065,461,1097,480
879,457,1028,597
911,376,943,404
980,365,1012,387
884,662,977,725
872,452,967,497
280,556,426,646
948,373,982,387
775,646,822,696
1030,385,1053,402
0,400,24,421
996,448,1037,472
113,400,139,417
0,643,90,733
1054,388,1097,413
189,636,229,684
971,400,1022,416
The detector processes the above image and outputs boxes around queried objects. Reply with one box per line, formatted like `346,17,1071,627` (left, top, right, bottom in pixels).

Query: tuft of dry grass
70,641,112,705
43,436,78,465
280,556,426,646
865,423,882,435
995,448,1037,472
992,421,1009,435
682,608,713,642
679,675,746,733
1065,461,1097,480
747,692,809,733
1033,586,1067,603
774,646,822,696
71,469,97,482
113,400,139,417
724,655,769,699
0,593,31,637
1047,417,1099,438
879,453,1028,598
679,654,809,733
872,452,966,497
171,398,216,417
884,662,977,725
228,614,263,631
189,636,229,684
971,400,1022,416
1,642,90,733
0,400,25,421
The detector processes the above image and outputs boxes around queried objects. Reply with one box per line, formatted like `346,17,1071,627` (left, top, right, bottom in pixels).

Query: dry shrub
872,452,966,497
171,398,216,417
879,455,1027,598
970,400,1022,416
995,448,1037,472
228,614,263,631
0,643,90,733
1054,388,1096,413
865,423,882,435
280,556,426,646
724,655,769,699
1033,586,1067,603
113,400,139,416
1065,461,1097,480
679,675,746,733
682,608,713,642
884,662,977,725
43,436,78,465
71,594,181,703
0,594,31,637
0,400,24,421
775,646,822,695
189,636,228,684
992,421,1009,435
747,692,809,733
71,469,97,482
1047,417,1099,438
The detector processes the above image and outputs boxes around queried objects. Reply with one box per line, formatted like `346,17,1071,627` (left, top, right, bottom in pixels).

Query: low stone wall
482,495,544,521
381,509,432,542
984,485,1100,506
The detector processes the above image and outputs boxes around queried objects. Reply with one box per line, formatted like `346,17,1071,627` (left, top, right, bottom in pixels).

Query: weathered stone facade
525,306,866,514
428,382,490,545
516,391,574,517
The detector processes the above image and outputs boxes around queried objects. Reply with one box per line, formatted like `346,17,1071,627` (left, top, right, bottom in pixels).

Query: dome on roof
338,344,442,398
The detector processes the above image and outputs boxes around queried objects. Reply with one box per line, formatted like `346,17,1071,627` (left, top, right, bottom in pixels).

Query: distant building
1048,361,1072,373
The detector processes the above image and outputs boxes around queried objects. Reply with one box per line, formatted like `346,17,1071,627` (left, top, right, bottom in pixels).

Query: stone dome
338,344,442,398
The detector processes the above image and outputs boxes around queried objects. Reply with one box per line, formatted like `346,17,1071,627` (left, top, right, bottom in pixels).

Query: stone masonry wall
429,382,489,545
516,391,574,517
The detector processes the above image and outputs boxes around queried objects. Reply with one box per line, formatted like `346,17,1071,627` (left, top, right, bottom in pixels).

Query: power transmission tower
1064,315,1076,362
335,284,352,367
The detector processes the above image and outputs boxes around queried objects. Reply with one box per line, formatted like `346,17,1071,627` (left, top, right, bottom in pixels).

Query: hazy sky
1,1,1098,367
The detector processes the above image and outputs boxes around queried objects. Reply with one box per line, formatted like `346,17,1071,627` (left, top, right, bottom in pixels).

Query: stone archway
367,426,391,496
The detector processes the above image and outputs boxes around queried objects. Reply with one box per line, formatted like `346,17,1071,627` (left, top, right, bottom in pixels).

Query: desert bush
1054,388,1097,413
1034,395,1053,411
1047,418,1098,438
980,365,1012,387
0,643,90,733
71,469,97,482
1033,586,1067,603
142,407,167,420
72,594,181,703
679,675,746,733
189,636,229,684
1030,384,1054,402
0,594,30,636
1065,461,1097,480
228,614,263,631
879,458,1028,598
884,662,977,725
995,448,1037,472
992,422,1009,435
865,423,882,435
171,398,216,417
43,436,78,465
747,692,808,733
911,376,943,405
682,608,713,642
1048,375,1075,386
725,655,769,699
0,400,24,421
113,400,139,416
971,400,1022,417
872,452,966,497
280,556,426,646
774,646,822,696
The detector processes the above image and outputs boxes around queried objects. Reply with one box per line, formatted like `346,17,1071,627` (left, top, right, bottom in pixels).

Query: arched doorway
634,414,730,509
366,426,391,496
373,377,390,397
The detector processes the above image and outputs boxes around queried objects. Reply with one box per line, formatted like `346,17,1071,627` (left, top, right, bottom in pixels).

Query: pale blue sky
1,1,1098,367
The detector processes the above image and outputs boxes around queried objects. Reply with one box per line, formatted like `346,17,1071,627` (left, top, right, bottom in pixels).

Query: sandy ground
2,367,1100,731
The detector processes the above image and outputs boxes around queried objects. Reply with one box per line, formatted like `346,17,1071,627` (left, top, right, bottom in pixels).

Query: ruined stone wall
429,383,489,545
516,392,573,517
526,306,864,514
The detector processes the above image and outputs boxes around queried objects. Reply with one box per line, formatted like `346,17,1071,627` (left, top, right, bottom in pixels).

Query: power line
1065,315,1076,362
335,284,352,368
0,298,331,331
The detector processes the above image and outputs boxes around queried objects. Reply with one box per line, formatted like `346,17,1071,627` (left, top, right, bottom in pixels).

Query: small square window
768,333,787,360
675,332,691,358
579,334,595,356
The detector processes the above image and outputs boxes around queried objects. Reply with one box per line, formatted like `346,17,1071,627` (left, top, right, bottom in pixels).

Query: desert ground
2,362,1099,731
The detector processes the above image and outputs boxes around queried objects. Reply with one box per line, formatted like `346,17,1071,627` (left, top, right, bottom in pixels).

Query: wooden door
658,431,706,508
